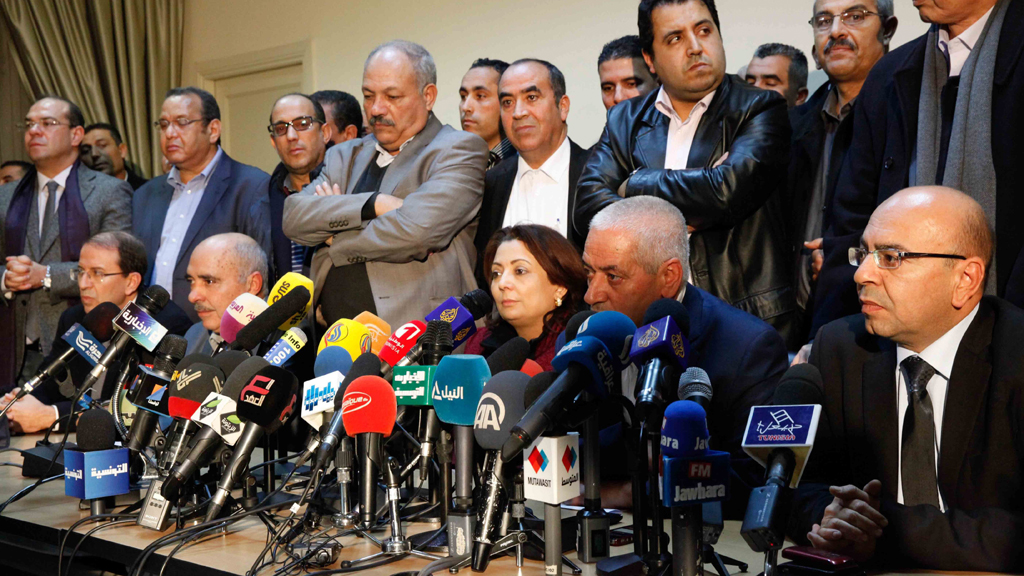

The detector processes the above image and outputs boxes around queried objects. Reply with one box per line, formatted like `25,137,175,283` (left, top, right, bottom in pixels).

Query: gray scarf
914,0,1009,294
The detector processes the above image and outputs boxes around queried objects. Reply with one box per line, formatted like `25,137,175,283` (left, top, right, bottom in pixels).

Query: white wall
183,0,930,147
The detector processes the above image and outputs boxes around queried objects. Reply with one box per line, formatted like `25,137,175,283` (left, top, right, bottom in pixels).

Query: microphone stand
577,390,610,563
409,427,452,552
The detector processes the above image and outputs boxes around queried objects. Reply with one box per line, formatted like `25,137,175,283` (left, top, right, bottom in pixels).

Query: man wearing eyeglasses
0,231,192,433
0,96,132,395
790,186,1024,571
812,0,1024,339
132,87,271,323
267,93,331,280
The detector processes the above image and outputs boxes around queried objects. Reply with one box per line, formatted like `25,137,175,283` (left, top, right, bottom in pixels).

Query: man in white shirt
473,58,591,285
792,186,1024,571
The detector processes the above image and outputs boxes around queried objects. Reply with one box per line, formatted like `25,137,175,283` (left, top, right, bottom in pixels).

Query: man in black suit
812,0,1024,335
583,196,787,514
79,123,149,191
574,0,797,347
474,58,588,285
790,187,1024,571
0,231,192,433
133,87,271,322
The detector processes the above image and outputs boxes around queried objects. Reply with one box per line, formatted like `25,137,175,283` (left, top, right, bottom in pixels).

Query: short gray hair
366,40,437,90
231,239,269,298
589,197,689,279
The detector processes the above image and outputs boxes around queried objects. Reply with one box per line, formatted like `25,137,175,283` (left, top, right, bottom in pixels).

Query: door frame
193,39,314,93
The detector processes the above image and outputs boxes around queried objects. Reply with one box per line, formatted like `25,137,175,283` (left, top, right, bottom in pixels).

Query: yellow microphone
353,311,392,356
267,272,314,330
317,318,372,360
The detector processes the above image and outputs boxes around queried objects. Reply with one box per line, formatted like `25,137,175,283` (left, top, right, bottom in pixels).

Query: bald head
186,233,268,332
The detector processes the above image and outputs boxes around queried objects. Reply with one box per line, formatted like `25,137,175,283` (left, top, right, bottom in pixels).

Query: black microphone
311,353,383,474
159,361,225,471
486,337,530,375
385,289,491,375
72,409,127,516
125,335,187,454
225,286,310,352
632,299,690,420
205,365,298,522
678,367,712,409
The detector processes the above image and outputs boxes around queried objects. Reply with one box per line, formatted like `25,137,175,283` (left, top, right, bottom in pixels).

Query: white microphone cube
523,433,581,504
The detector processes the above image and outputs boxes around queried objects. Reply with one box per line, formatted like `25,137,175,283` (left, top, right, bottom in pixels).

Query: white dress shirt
375,136,414,168
654,87,716,170
36,165,72,235
894,304,979,512
938,6,993,77
501,136,572,237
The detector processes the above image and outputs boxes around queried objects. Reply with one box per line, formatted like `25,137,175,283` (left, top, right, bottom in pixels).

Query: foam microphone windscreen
353,311,391,356
153,334,188,375
340,375,396,436
223,356,271,400
433,355,490,426
317,318,372,359
486,337,530,375
523,371,557,409
641,298,691,339
460,288,493,320
232,286,311,351
220,293,269,344
474,371,530,450
237,365,299,432
564,310,597,341
77,408,117,452
267,272,314,330
314,346,353,378
211,350,250,379
661,400,710,457
379,320,426,367
139,284,171,313
172,354,215,383
168,363,225,419
81,302,122,342
333,353,383,411
574,310,637,367
520,359,544,377
774,364,825,405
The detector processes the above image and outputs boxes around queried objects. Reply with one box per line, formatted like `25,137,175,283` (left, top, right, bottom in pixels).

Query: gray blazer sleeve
282,150,374,246
326,134,486,265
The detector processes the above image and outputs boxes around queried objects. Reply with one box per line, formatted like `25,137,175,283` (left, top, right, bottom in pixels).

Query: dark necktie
900,355,941,507
40,180,58,242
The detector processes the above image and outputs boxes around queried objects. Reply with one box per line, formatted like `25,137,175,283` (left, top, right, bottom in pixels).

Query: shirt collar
822,85,855,123
938,6,993,52
517,135,571,181
896,304,980,381
375,136,414,168
37,163,74,193
654,86,716,125
491,138,515,161
168,146,224,189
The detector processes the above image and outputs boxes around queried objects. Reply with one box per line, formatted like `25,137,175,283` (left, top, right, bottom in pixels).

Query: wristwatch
42,265,51,291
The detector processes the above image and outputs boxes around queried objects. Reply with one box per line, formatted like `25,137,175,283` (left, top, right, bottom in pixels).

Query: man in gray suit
284,40,488,332
0,96,132,392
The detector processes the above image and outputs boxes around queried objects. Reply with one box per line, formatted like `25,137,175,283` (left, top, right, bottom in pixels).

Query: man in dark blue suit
132,87,270,322
583,196,788,515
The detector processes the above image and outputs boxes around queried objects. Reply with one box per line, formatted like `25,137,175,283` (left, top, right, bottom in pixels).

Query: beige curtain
0,0,183,178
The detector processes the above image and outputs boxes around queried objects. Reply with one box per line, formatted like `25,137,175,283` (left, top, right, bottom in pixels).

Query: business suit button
329,219,348,229
883,157,894,170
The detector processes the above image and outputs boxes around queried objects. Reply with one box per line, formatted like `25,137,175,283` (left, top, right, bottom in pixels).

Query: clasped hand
808,479,888,562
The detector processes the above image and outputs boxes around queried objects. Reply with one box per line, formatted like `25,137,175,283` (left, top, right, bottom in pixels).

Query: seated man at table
790,187,1024,571
583,196,787,515
1,231,192,433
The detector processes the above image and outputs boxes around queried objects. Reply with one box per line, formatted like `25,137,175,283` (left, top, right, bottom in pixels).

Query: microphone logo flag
393,366,435,407
199,398,221,419
474,392,505,431
742,404,820,488
63,323,106,366
113,301,169,352
672,333,687,360
756,408,804,441
220,413,241,435
241,374,275,407
394,322,423,341
524,434,580,503
638,325,660,348
341,391,371,414
193,392,244,446
440,308,458,323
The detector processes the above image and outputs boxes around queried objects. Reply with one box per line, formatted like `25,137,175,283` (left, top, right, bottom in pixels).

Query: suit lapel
379,114,443,197
687,81,729,169
25,189,41,260
937,301,994,499
893,35,928,162
492,160,517,231
346,143,377,195
635,121,666,170
567,141,587,246
862,338,899,496
177,156,232,267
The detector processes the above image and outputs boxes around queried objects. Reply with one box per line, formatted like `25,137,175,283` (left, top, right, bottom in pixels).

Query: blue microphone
424,297,479,348
631,299,690,420
314,346,353,378
65,409,130,516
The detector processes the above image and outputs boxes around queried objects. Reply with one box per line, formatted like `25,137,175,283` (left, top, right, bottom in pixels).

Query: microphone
311,353,383,474
161,356,268,500
160,361,225,471
340,375,396,529
210,349,251,380
740,364,824,557
378,320,426,374
554,309,596,351
520,359,543,377
205,365,299,522
485,337,530,375
500,311,636,462
471,371,530,570
314,346,353,378
317,318,372,360
353,311,391,356
264,327,307,367
226,286,311,352
125,335,187,454
632,299,690,420
219,293,269,345
266,272,314,330
678,367,712,410
64,409,129,516
661,401,730,576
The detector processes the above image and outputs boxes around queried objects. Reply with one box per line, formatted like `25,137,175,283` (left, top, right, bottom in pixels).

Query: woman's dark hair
482,224,587,334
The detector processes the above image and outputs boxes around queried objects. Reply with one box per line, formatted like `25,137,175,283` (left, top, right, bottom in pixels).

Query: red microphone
341,375,396,528
520,359,544,377
379,320,427,379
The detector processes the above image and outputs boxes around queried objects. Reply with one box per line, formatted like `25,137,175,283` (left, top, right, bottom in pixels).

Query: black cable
158,520,235,576
0,446,31,456
302,523,448,575
247,469,325,576
65,518,137,575
58,513,138,576
0,472,64,512
0,461,22,468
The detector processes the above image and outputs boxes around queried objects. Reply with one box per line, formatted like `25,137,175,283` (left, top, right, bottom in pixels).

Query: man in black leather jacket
574,0,797,346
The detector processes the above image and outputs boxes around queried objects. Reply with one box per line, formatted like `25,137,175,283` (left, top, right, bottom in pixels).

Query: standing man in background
79,123,149,190
598,35,659,111
311,90,365,145
745,43,809,108
459,58,515,169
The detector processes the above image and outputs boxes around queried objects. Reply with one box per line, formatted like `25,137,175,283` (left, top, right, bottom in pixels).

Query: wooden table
0,434,998,576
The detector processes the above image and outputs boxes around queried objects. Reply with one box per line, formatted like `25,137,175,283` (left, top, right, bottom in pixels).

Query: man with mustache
811,0,1024,337
474,59,591,286
132,87,271,323
788,0,897,358
183,232,268,355
0,96,132,394
284,40,487,332
79,123,149,191
791,187,1024,571
575,0,798,345
459,58,514,170
267,93,331,279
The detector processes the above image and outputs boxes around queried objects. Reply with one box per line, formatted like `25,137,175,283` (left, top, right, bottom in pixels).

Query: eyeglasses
73,268,128,283
809,9,880,31
154,118,204,132
268,116,320,137
19,119,70,132
848,247,966,269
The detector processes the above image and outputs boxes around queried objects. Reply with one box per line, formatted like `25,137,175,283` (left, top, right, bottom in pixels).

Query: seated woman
465,225,586,371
